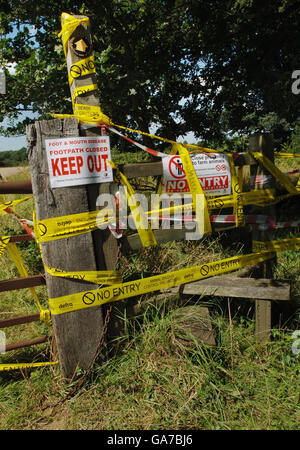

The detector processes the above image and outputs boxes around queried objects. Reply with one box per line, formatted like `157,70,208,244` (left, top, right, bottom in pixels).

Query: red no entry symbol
169,156,186,179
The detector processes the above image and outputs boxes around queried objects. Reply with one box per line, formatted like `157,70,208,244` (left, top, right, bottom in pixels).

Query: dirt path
0,166,28,179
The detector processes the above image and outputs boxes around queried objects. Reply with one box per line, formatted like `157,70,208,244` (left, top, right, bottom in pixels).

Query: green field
0,156,299,430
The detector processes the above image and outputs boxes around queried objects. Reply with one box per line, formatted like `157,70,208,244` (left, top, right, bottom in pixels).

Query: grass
0,153,299,430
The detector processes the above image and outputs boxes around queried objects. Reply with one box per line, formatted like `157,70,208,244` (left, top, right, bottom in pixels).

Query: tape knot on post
40,309,51,327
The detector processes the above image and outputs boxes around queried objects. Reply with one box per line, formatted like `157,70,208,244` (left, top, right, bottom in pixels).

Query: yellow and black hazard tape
49,250,276,316
1,236,51,326
227,153,245,228
48,234,300,316
177,144,212,235
68,55,96,86
252,237,300,253
251,152,299,195
275,152,300,158
33,188,278,244
0,196,32,215
0,361,59,373
0,236,10,256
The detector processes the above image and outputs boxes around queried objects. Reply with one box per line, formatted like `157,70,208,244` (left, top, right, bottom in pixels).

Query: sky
0,25,38,152
0,134,27,151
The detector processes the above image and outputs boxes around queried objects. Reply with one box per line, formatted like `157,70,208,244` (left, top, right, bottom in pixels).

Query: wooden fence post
249,133,276,341
27,118,108,379
27,14,120,378
62,14,119,337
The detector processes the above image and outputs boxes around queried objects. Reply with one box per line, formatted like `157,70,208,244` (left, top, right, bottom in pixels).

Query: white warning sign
46,136,113,188
162,153,231,196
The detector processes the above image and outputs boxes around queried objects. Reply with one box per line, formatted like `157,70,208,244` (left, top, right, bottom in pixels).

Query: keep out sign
46,136,113,188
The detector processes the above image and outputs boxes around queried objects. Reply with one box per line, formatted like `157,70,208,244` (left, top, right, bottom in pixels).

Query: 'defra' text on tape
45,136,114,188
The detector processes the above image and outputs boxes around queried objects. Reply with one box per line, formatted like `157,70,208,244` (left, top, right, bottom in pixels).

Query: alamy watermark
95,187,205,240
0,330,5,354
291,70,300,94
291,330,300,355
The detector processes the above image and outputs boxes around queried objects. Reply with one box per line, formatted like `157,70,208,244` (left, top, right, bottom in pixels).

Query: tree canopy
0,0,300,147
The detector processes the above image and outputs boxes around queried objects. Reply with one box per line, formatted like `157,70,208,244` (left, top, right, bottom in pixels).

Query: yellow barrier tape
0,236,10,256
33,189,278,244
109,161,157,247
72,83,98,109
0,361,59,372
44,265,122,285
68,55,96,86
34,209,100,243
33,208,121,284
177,144,212,235
59,12,90,57
73,104,111,125
6,242,50,326
52,109,112,126
207,189,276,210
152,144,178,228
252,237,300,253
0,196,32,215
49,250,276,316
227,153,245,227
251,152,299,195
275,152,300,158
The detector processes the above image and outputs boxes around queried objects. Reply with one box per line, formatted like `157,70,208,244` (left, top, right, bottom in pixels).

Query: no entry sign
46,136,113,188
162,153,231,196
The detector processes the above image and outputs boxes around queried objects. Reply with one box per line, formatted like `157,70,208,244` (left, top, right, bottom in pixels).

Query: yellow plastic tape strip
34,209,101,243
34,189,277,243
251,152,299,195
6,243,50,326
227,153,245,227
0,236,10,256
68,55,96,86
0,196,32,215
44,264,122,285
49,250,276,316
252,237,300,253
152,144,179,228
177,144,212,235
73,104,112,126
33,209,121,284
59,12,90,57
0,361,59,372
275,152,300,158
109,161,157,247
72,83,98,109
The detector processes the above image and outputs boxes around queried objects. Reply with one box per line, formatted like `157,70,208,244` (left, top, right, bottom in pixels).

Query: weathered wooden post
62,13,120,340
27,14,118,378
249,133,276,340
61,13,118,273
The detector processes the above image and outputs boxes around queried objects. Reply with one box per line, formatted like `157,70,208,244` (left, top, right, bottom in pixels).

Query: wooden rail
8,234,34,243
0,233,48,354
0,275,45,292
0,313,40,329
0,180,32,194
5,336,48,352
